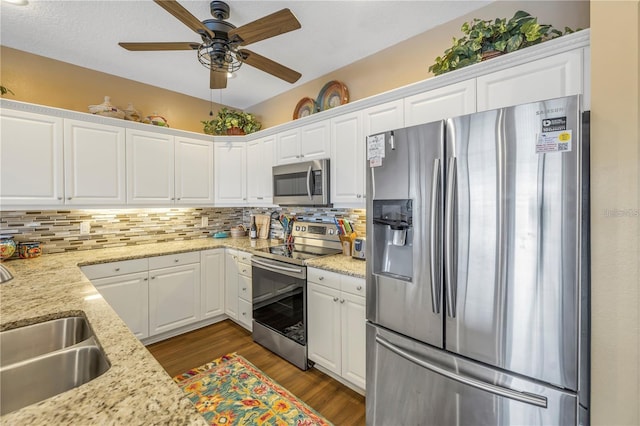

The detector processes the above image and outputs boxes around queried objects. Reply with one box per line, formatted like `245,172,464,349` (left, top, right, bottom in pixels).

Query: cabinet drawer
238,251,252,263
148,251,200,269
82,258,148,280
238,298,253,329
342,275,366,296
307,268,340,290
239,274,252,300
238,261,252,277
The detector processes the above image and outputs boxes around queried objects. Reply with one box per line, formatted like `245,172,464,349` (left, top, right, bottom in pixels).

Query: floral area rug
173,353,332,426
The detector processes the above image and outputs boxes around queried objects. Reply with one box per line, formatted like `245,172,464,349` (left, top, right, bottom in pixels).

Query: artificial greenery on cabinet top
202,107,262,136
429,10,580,76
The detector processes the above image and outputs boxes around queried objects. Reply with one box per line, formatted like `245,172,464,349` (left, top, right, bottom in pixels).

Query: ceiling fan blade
238,49,301,84
154,0,215,39
228,8,301,46
119,42,199,51
210,70,228,89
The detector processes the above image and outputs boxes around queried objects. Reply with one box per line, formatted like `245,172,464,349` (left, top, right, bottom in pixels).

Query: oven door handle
252,258,305,276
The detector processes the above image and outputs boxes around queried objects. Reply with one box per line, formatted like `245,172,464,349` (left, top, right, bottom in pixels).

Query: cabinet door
476,49,583,111
200,249,225,319
300,120,330,161
224,250,239,319
330,111,364,206
0,109,64,206
307,282,342,375
148,263,201,336
404,79,476,127
237,294,253,330
175,136,214,205
92,272,149,340
64,119,126,205
341,291,366,389
126,129,175,204
246,136,274,204
275,129,300,165
362,99,405,137
214,142,246,205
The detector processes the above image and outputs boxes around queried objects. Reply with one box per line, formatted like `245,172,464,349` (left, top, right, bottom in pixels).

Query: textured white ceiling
1,0,490,109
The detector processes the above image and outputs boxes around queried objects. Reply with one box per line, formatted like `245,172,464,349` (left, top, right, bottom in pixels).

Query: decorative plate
317,81,349,111
293,97,317,119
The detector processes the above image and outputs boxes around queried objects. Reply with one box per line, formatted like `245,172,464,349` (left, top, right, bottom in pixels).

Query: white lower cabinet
148,253,201,336
81,259,150,339
307,268,366,390
224,249,240,320
224,249,253,330
200,249,225,320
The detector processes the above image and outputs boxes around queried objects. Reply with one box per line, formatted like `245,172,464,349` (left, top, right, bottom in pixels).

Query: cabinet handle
357,285,362,291
242,269,247,273
340,299,345,304
333,297,339,302
319,276,324,281
144,278,148,281
257,197,263,200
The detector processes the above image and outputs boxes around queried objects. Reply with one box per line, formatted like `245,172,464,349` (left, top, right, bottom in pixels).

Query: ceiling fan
119,0,302,90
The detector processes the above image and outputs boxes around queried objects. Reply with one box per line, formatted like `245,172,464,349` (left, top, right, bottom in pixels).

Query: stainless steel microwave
272,159,330,206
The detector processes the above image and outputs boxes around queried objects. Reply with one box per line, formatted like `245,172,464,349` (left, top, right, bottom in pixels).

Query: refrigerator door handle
375,334,548,409
370,167,376,200
444,157,457,318
429,158,441,314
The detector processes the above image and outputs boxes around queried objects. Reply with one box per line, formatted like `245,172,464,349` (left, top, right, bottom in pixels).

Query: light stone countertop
0,236,365,424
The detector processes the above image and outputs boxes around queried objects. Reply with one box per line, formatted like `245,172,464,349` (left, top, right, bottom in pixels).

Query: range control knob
328,229,334,235
301,226,306,231
295,226,300,231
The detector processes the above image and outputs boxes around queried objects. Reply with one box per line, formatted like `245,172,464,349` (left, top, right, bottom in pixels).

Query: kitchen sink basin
0,316,92,365
0,316,110,415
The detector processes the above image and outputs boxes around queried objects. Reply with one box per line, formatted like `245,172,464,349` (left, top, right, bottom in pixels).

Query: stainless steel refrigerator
365,95,590,425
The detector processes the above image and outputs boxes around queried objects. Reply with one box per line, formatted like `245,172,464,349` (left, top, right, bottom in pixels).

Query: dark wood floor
146,319,366,425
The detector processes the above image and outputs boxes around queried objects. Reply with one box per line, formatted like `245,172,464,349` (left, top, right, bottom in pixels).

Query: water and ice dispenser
371,199,413,280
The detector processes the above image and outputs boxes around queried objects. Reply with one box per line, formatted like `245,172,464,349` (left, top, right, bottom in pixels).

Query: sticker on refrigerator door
367,133,386,167
536,129,572,153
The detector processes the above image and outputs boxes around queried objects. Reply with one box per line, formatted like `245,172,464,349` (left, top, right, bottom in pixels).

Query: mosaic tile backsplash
0,207,366,256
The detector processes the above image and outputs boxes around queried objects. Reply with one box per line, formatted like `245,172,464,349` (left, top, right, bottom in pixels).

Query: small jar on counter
0,235,17,260
18,242,42,259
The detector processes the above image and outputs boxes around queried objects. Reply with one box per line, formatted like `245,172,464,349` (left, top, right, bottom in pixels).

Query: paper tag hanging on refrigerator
367,133,386,167
536,129,573,153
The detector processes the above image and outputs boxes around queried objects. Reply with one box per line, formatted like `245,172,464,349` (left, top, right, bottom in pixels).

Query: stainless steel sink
0,316,92,365
0,316,110,415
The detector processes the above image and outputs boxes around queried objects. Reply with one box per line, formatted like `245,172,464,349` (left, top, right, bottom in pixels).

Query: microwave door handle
306,165,313,200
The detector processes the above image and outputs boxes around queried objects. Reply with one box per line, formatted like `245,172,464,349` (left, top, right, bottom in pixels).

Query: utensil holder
339,234,356,256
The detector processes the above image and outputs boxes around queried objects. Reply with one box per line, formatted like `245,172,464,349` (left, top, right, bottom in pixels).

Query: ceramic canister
0,235,17,260
18,242,42,259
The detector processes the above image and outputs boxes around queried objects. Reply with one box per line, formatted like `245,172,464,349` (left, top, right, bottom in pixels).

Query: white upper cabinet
404,80,476,127
275,120,330,165
476,49,584,111
126,128,175,204
64,119,126,205
214,141,247,205
0,109,64,207
362,99,405,137
246,135,274,205
330,111,364,206
175,136,214,205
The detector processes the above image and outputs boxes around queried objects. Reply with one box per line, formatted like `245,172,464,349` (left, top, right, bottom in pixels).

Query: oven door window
274,171,322,197
252,266,306,345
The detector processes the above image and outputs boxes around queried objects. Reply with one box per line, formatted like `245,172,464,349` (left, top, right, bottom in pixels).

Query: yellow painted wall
249,0,590,128
0,46,226,133
590,1,640,424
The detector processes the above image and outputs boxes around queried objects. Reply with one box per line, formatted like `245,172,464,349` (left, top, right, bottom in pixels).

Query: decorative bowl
143,113,169,127
0,235,16,260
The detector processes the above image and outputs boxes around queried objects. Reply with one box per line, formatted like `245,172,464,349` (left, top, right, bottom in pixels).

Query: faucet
0,263,14,283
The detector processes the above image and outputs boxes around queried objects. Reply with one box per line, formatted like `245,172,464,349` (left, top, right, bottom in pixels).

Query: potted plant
429,10,578,76
202,107,262,136
0,85,14,96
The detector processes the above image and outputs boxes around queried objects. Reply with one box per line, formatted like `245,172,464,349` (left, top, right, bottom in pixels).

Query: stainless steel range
251,221,342,370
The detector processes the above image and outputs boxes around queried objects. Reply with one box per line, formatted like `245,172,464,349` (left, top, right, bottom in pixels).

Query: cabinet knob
295,155,300,159
257,197,263,200
151,276,156,280
174,259,179,263
177,198,181,201
357,285,362,291
58,197,63,200
171,197,175,201
333,297,339,302
67,197,72,200
319,276,324,281
242,312,246,316
340,299,345,304
115,268,120,272
357,194,362,198
242,287,247,291
144,278,148,281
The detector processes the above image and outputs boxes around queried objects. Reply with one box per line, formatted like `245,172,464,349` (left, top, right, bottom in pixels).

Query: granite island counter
0,237,365,424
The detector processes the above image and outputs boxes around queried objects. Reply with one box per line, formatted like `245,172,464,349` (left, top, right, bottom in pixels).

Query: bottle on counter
250,215,257,239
